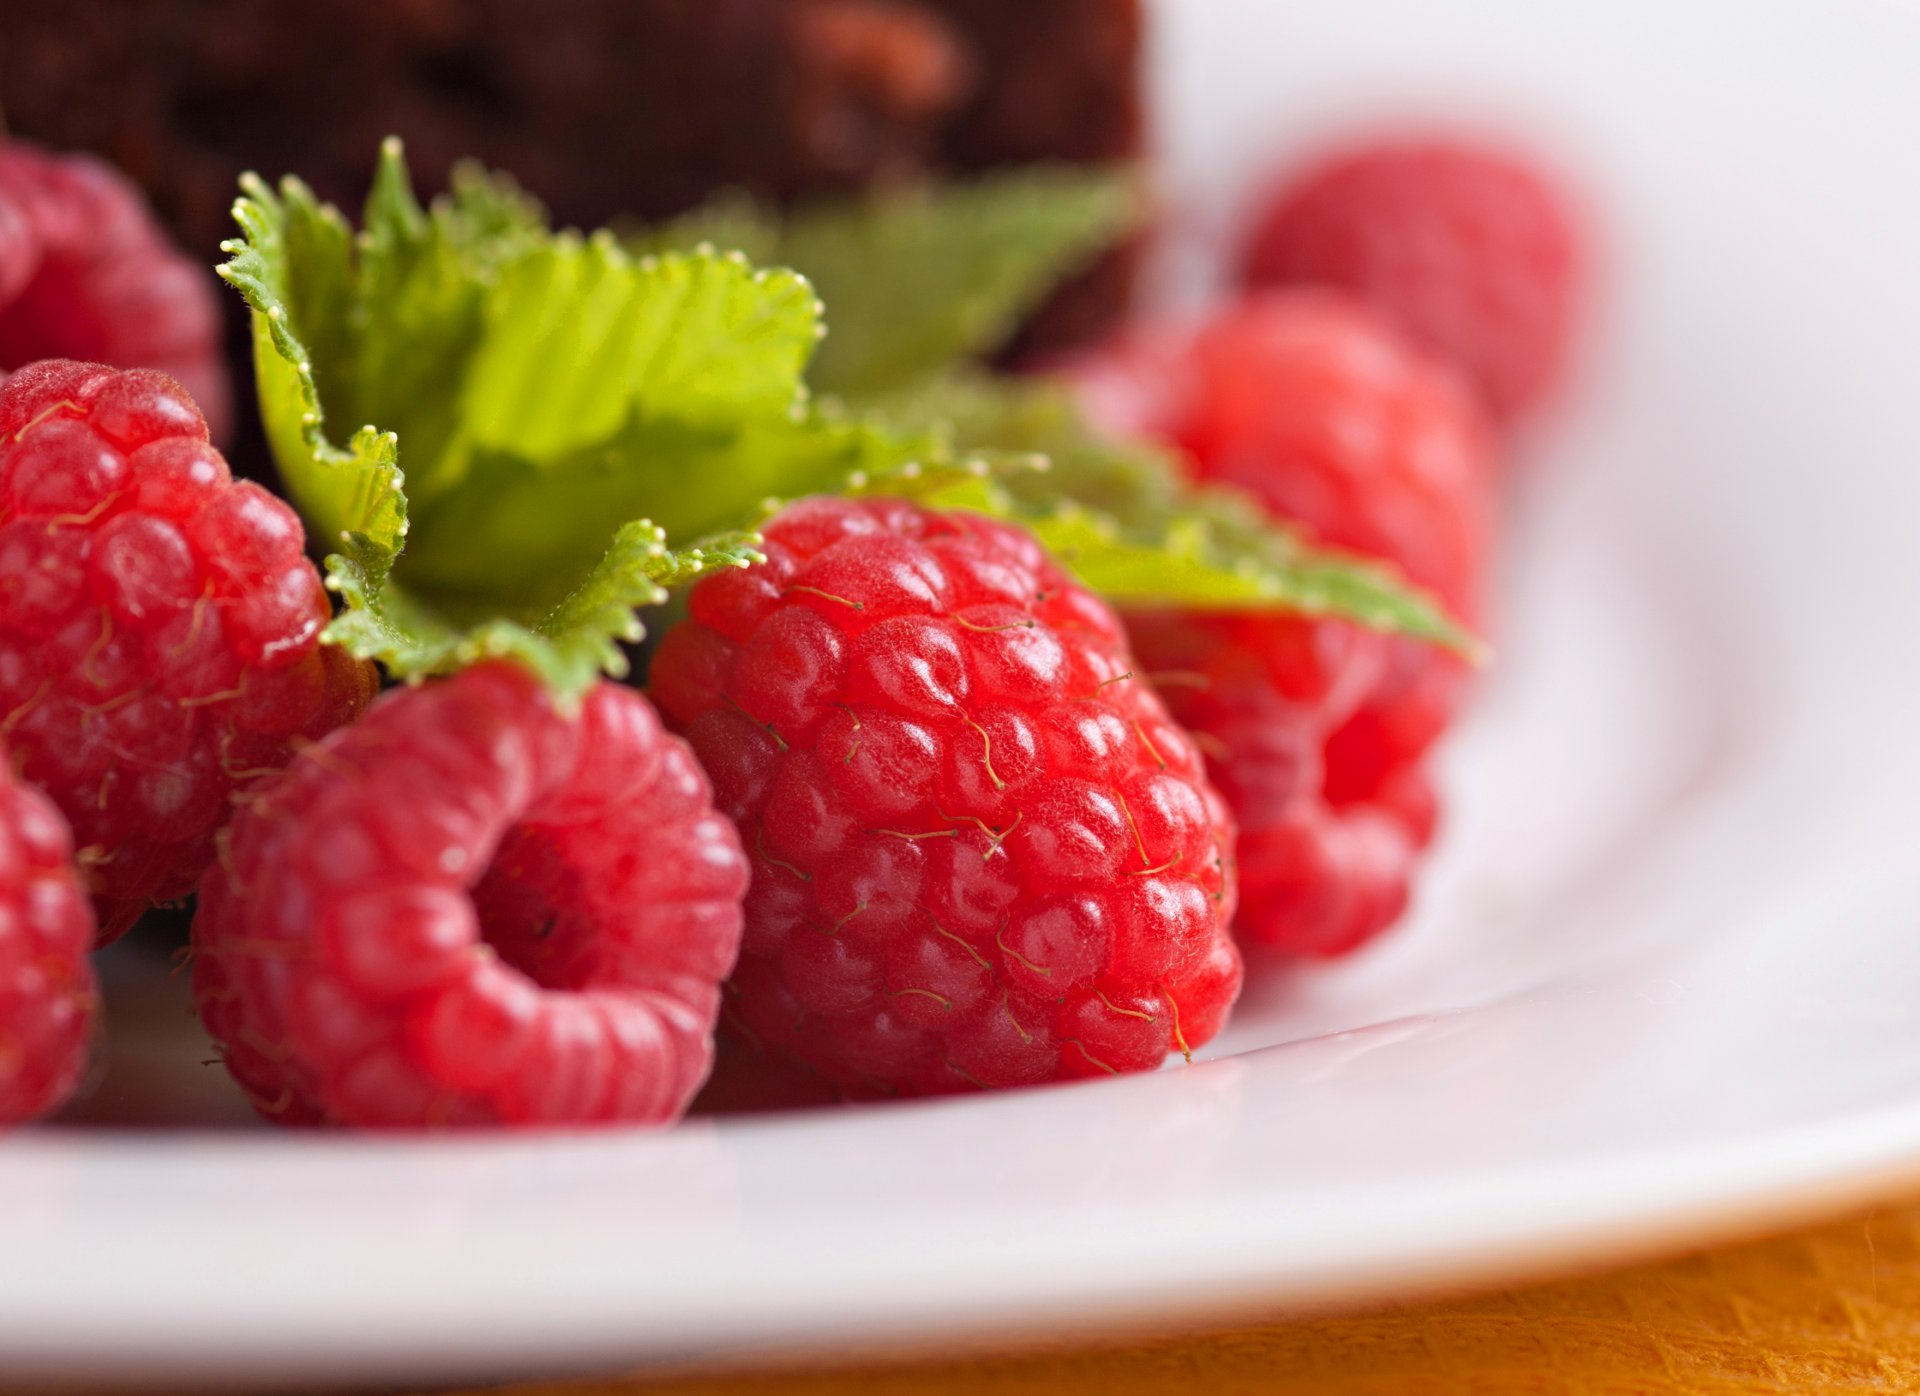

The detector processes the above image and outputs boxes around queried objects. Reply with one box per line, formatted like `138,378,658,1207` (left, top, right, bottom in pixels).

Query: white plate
10,0,1920,1386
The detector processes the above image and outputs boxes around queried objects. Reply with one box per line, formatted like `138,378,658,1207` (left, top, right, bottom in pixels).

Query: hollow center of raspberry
469,828,597,992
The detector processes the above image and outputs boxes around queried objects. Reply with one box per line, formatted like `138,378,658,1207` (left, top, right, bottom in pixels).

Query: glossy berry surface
1067,293,1495,956
0,361,375,939
1240,137,1581,425
0,142,230,440
193,663,749,1129
0,758,97,1124
652,497,1242,1096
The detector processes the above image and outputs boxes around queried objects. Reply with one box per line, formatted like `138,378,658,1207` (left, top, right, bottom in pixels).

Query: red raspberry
0,142,230,441
651,498,1242,1096
1123,609,1429,957
1171,292,1495,814
1065,293,1495,956
192,663,749,1129
0,755,97,1124
0,361,375,940
1166,293,1493,617
1240,137,1581,425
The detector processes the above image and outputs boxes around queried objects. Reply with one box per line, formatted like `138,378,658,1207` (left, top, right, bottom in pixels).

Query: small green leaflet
847,376,1478,655
322,516,760,700
220,140,919,698
630,167,1141,397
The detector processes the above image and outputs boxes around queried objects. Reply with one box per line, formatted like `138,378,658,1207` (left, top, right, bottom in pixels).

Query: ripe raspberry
1239,137,1581,425
0,360,375,940
1123,609,1428,957
1065,293,1496,956
0,142,230,441
651,497,1242,1096
192,663,749,1129
1070,292,1494,620
1174,291,1495,802
0,756,98,1124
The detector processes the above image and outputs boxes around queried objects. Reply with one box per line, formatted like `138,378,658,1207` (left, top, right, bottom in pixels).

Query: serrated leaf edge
218,140,794,699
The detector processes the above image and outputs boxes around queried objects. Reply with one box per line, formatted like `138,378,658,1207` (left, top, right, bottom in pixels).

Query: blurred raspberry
1240,136,1581,425
0,141,230,441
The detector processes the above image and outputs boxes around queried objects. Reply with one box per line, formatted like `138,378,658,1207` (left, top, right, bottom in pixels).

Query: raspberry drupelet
650,497,1243,1096
1239,136,1582,426
1066,292,1495,956
0,757,97,1125
193,663,749,1129
0,361,375,939
0,142,230,440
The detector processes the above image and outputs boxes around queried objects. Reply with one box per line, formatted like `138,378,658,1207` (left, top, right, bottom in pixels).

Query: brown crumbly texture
0,0,1142,354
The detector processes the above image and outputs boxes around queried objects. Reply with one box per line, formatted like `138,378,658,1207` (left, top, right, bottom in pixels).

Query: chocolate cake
0,0,1142,352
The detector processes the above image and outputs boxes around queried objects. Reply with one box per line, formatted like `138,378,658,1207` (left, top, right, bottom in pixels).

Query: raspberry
192,663,749,1129
0,755,97,1124
0,142,230,441
0,361,375,940
651,497,1242,1096
1239,137,1582,425
1065,293,1495,956
1124,609,1427,957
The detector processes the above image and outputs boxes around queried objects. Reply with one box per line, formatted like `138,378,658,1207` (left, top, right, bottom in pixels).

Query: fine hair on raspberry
192,662,750,1129
651,496,1243,1096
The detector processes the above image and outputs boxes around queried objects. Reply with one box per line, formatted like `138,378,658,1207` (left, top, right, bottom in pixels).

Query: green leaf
399,408,922,606
226,140,1463,695
632,167,1141,396
622,173,1470,648
441,237,822,485
324,516,762,701
848,376,1478,654
220,140,930,697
